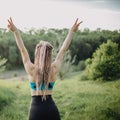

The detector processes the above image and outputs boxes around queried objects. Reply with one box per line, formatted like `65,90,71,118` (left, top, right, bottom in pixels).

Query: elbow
60,47,66,53
20,48,24,53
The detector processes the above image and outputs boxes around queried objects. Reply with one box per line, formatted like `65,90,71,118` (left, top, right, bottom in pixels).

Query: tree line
0,28,120,78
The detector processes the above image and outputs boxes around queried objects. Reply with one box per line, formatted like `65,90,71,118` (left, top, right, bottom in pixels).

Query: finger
10,17,13,23
80,21,83,24
8,20,13,27
7,19,11,25
77,21,83,26
75,18,79,24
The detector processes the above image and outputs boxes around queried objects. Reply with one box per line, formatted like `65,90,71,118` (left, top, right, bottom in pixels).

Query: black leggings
28,95,61,120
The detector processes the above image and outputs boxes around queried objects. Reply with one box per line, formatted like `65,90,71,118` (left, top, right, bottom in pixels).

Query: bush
85,40,120,81
76,60,86,71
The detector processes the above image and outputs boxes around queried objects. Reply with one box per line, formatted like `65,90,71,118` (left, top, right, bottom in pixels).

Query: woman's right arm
7,17,34,75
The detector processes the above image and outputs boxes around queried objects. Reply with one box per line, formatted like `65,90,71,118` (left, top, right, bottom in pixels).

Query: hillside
0,72,120,120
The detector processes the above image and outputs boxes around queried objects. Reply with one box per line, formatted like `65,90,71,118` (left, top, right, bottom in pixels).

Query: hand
71,18,83,32
7,17,17,32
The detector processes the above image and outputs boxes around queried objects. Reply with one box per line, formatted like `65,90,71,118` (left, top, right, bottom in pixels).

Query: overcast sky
0,0,120,31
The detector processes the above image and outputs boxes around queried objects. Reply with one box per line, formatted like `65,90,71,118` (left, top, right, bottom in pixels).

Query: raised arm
53,18,83,74
7,17,34,75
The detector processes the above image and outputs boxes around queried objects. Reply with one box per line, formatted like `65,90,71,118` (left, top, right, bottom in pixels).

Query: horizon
0,0,120,31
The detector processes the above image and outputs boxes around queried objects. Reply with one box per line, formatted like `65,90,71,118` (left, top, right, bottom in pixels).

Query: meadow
0,71,120,120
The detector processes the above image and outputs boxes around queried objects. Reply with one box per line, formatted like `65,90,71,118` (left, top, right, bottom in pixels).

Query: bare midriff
31,90,52,96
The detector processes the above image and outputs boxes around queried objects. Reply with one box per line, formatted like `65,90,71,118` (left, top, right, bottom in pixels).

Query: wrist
13,29,18,33
69,29,75,33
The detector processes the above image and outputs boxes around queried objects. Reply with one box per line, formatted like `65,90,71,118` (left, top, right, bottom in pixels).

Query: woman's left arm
52,18,83,74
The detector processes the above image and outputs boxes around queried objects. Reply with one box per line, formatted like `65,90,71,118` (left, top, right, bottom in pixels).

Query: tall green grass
0,72,120,120
0,80,30,120
0,87,15,111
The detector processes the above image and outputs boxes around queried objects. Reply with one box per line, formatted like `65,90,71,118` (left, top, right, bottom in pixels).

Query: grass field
0,72,120,120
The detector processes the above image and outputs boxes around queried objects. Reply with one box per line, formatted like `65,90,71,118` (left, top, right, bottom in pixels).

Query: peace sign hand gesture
71,18,83,32
7,17,17,32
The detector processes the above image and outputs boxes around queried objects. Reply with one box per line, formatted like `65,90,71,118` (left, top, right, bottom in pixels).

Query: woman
7,17,83,120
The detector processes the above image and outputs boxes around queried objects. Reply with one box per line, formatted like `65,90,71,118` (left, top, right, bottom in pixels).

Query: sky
0,0,120,31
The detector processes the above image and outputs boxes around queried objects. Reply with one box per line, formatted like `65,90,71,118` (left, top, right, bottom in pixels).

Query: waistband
31,95,53,103
32,95,52,99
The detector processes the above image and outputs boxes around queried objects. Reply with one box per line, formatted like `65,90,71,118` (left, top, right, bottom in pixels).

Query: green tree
0,28,120,70
85,40,120,81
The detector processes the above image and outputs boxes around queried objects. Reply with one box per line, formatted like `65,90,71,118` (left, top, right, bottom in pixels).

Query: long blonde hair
34,41,53,93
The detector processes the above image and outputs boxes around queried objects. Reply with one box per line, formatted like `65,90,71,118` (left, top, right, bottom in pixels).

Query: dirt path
0,69,28,81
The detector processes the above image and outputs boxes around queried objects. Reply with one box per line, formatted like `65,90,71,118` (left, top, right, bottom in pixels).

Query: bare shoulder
26,63,36,82
51,61,57,73
52,59,61,74
24,61,35,76
51,61,60,77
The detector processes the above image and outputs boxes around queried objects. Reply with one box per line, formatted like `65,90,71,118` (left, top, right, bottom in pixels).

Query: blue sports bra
30,82,55,90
